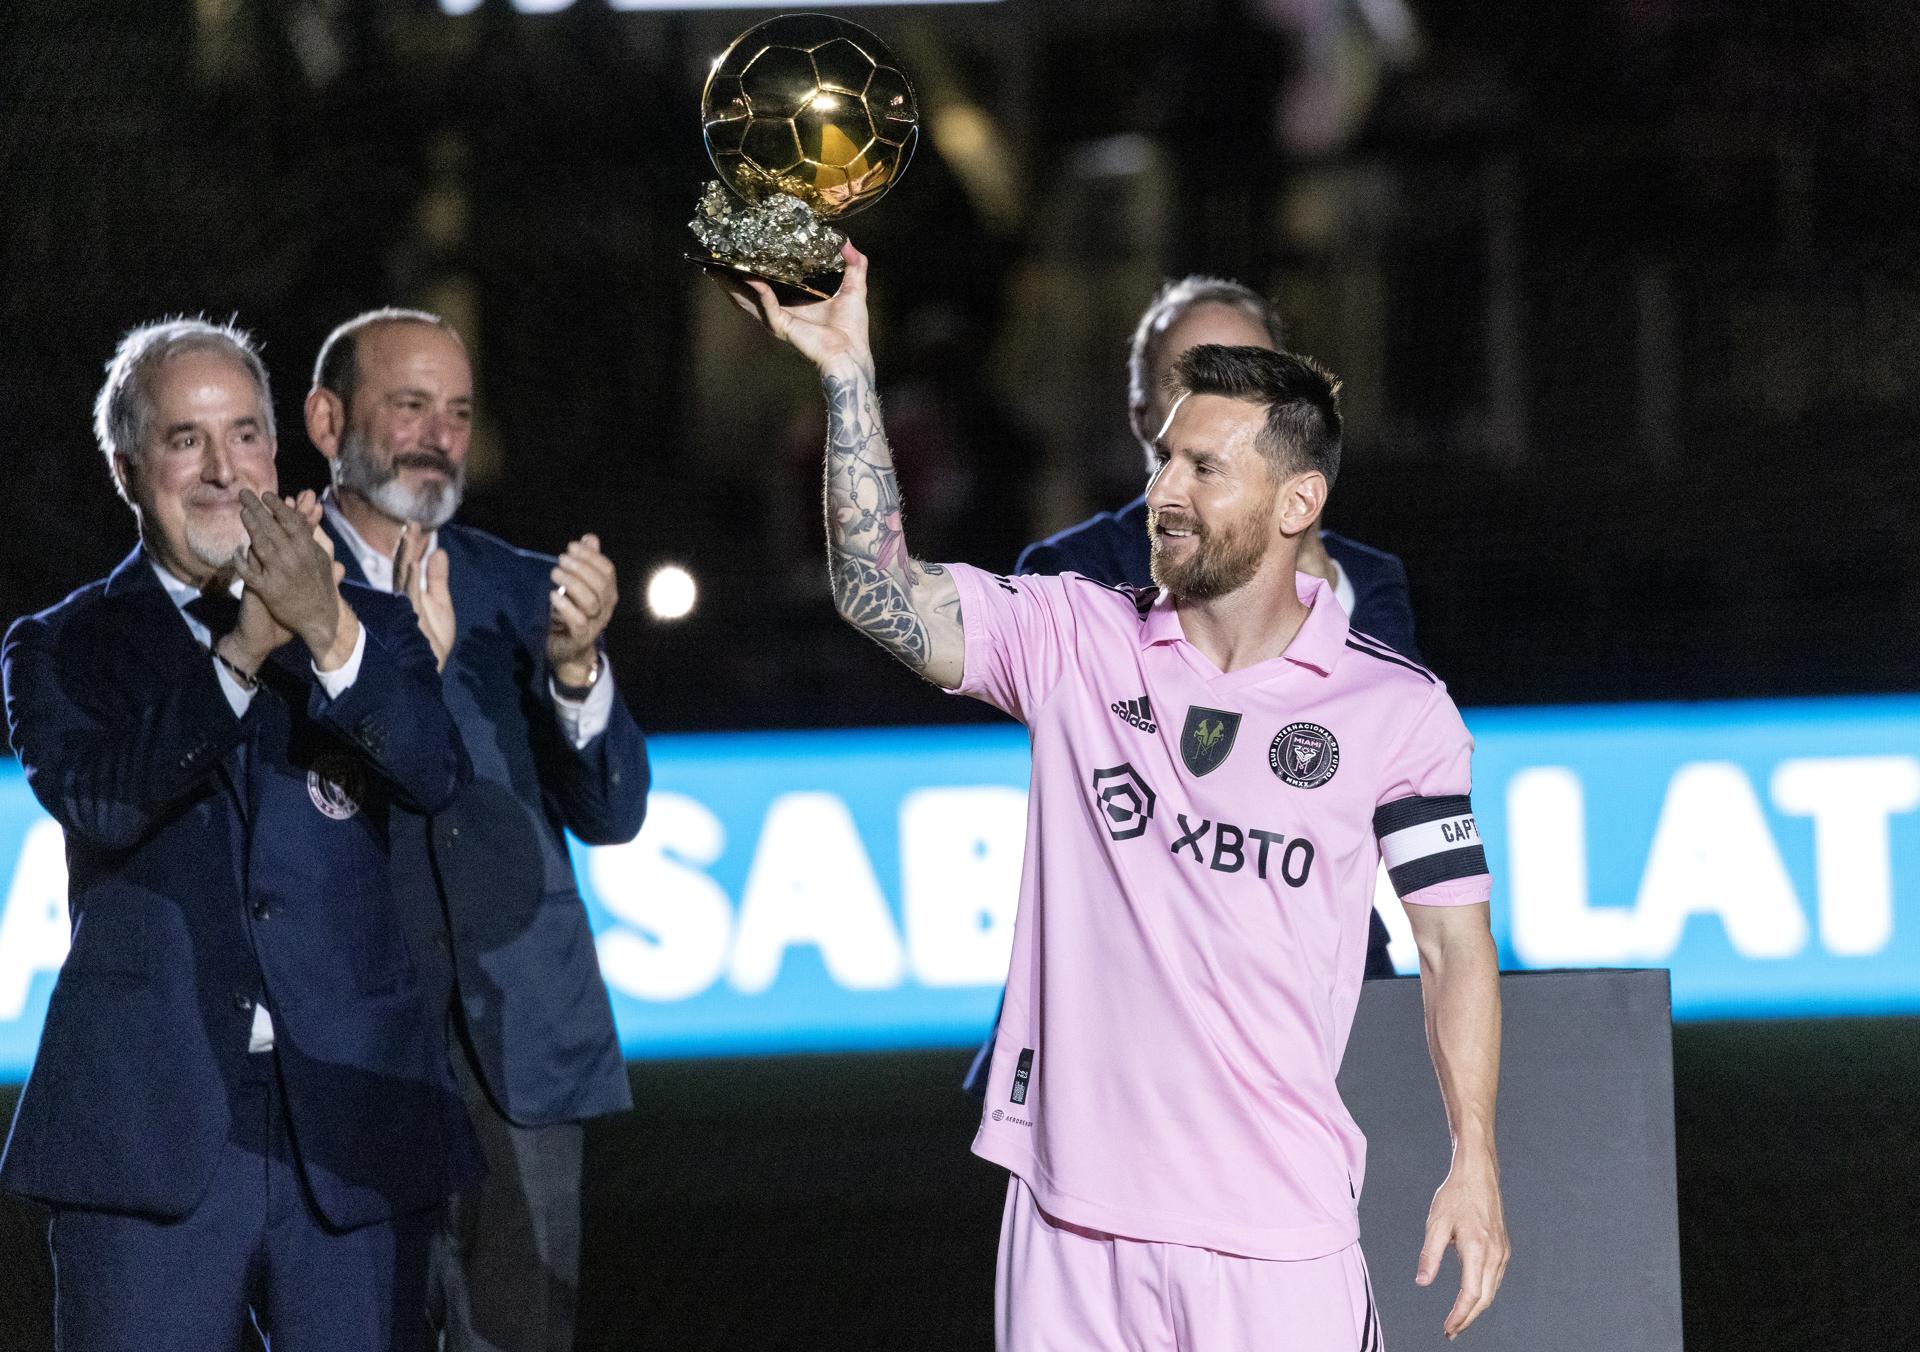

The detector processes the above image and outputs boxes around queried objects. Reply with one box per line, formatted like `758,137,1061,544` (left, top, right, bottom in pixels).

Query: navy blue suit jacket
329,519,647,1128
1016,494,1422,662
0,547,475,1228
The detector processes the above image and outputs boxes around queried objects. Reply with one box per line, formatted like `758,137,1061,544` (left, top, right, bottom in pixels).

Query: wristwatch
553,655,600,702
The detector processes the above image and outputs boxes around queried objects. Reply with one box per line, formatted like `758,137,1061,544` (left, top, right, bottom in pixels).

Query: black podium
1337,969,1683,1350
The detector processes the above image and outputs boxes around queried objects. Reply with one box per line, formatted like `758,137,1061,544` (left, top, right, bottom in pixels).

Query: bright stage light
646,565,697,621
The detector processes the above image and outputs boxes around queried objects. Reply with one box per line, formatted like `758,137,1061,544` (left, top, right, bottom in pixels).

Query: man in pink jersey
723,247,1509,1349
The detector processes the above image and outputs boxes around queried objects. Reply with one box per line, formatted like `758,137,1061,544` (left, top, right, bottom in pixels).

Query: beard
1148,496,1273,601
333,427,463,529
183,516,249,573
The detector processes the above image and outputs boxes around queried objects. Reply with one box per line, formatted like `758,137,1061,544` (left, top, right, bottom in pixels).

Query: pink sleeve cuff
1398,877,1492,909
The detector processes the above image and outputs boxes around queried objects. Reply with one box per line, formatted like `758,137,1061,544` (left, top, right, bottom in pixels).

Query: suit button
232,992,254,1012
252,902,271,921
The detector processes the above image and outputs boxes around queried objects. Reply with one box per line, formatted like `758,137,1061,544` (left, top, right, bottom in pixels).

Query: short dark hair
1168,344,1343,487
311,307,459,411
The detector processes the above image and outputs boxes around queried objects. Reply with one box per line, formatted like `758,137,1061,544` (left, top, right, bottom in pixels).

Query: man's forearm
1410,906,1511,1335
820,355,945,672
1420,924,1502,1155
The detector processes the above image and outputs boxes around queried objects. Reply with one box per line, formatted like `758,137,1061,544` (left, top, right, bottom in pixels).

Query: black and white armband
1372,794,1489,901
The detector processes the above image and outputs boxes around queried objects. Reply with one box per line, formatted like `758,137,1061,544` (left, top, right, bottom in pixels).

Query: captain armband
1372,794,1488,899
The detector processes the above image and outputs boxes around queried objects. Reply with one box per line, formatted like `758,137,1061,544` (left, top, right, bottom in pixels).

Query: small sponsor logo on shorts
989,1109,1034,1128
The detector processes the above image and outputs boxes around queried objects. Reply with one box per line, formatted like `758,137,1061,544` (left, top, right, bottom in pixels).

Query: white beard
184,515,250,572
334,428,463,530
363,474,459,530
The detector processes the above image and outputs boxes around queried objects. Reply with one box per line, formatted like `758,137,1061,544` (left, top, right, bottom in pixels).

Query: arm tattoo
821,361,943,671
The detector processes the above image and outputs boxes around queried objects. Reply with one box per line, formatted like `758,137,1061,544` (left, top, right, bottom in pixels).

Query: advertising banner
2,696,1916,1077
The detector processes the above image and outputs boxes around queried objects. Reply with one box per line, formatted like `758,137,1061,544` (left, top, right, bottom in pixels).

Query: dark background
4,0,1916,726
2,1,1917,1347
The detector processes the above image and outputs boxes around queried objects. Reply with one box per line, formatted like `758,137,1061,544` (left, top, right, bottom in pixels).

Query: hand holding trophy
687,13,919,302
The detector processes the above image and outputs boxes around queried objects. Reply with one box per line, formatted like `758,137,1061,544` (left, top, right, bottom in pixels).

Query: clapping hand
393,523,455,671
234,490,359,672
548,534,618,690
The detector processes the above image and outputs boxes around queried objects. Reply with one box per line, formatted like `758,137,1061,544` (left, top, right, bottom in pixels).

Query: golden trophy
688,13,919,302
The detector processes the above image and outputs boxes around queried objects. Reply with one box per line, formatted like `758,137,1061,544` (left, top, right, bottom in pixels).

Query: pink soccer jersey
948,563,1490,1262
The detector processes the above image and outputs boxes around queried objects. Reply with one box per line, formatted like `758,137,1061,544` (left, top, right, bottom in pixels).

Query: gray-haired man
1,318,473,1349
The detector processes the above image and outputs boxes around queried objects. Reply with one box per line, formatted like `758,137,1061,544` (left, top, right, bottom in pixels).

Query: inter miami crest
1180,706,1241,777
306,751,366,821
1269,722,1340,789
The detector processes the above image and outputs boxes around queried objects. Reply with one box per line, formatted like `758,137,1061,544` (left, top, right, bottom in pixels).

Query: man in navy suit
0,319,474,1349
304,308,648,1352
966,278,1421,1092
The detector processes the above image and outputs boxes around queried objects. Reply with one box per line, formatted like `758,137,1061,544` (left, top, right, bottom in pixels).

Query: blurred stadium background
2,0,1917,1347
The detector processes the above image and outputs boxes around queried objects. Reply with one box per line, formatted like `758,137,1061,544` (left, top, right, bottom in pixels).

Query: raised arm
1404,899,1510,1339
723,246,965,689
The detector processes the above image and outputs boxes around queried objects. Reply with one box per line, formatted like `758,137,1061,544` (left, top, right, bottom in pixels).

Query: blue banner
2,695,1918,1078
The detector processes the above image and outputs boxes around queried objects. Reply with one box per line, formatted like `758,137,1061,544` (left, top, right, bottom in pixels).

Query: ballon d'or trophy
687,13,919,302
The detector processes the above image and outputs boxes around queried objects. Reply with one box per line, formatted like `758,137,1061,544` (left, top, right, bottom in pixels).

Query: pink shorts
996,1177,1383,1352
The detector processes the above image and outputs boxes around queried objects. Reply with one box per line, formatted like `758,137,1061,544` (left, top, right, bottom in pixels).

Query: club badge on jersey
1269,723,1341,789
1181,707,1241,777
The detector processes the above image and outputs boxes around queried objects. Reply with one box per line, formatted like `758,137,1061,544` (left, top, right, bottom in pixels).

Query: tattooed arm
818,356,964,685
722,245,966,688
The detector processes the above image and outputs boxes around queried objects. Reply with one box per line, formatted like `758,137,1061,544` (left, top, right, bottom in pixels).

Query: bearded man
306,308,649,1352
1,318,473,1350
725,250,1509,1349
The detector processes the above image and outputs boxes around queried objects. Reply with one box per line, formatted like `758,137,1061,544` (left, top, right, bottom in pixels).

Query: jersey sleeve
1371,683,1491,907
943,562,1076,723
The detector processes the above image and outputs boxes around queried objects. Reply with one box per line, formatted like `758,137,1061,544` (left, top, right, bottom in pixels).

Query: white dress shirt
1329,556,1357,619
154,558,366,1053
321,496,613,748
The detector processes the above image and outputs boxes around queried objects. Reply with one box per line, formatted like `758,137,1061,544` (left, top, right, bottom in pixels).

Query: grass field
2,1018,1915,1349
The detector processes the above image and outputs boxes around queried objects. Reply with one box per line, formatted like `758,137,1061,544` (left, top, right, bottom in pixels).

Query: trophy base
686,253,842,305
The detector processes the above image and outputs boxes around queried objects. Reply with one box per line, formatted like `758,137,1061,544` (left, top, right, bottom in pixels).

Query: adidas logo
1109,694,1158,733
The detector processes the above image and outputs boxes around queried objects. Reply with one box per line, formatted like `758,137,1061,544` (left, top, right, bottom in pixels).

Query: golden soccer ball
701,14,919,221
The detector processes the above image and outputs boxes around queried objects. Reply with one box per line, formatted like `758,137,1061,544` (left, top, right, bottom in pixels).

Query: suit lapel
440,525,475,657
103,545,254,823
101,546,207,678
321,512,371,589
